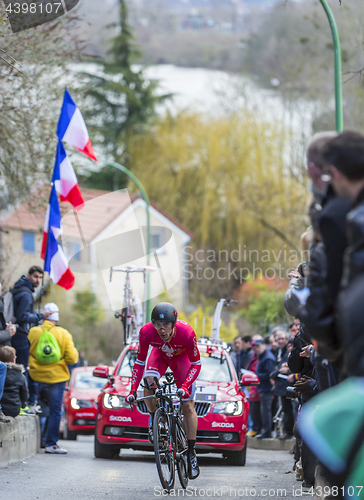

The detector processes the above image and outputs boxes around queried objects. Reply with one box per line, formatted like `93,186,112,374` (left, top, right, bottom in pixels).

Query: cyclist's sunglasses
152,320,172,330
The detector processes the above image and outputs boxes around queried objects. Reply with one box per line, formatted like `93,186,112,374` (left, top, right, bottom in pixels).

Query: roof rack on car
210,298,238,343
197,338,228,350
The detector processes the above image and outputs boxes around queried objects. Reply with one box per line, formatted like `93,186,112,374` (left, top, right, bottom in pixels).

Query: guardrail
0,415,40,467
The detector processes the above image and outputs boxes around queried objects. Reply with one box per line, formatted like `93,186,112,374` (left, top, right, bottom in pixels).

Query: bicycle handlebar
136,391,182,403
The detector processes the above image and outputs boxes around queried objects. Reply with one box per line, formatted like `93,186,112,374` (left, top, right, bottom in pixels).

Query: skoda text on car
93,339,259,464
62,366,107,440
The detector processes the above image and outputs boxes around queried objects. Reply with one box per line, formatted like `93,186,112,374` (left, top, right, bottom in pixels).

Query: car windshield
198,353,232,383
117,350,137,377
73,371,107,390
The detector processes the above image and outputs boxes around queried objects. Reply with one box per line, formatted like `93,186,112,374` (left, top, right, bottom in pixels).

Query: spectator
247,335,263,437
0,282,17,349
0,282,16,424
268,334,278,356
287,337,294,355
0,360,10,423
77,350,87,367
284,264,306,319
297,132,351,360
289,132,351,496
289,318,300,337
255,339,276,439
322,131,364,286
0,346,28,417
28,302,78,454
11,266,51,382
288,329,317,488
231,336,242,370
231,335,253,375
270,330,294,439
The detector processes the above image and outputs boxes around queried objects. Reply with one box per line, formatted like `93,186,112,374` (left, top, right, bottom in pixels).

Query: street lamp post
319,0,343,132
107,161,151,320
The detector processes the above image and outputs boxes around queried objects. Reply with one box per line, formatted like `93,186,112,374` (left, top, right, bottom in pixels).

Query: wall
0,415,40,468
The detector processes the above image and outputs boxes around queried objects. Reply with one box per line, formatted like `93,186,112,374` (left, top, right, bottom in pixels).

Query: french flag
44,227,75,290
57,89,97,162
52,140,84,210
41,185,62,259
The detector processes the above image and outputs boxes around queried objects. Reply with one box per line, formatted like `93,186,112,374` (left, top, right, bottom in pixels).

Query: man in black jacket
11,266,51,370
255,339,276,439
270,330,294,439
288,330,317,488
322,131,364,375
289,132,351,363
231,335,253,374
322,131,364,287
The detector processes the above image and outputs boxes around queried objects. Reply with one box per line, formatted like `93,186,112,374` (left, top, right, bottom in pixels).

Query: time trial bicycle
135,373,189,492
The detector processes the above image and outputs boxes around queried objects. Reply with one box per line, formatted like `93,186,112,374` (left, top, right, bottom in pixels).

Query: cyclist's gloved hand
177,385,190,399
125,391,137,405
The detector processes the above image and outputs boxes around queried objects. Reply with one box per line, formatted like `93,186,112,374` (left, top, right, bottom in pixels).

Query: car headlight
103,394,129,409
213,400,243,416
70,398,93,410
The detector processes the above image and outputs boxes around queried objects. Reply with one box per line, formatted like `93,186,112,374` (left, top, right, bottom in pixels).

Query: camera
286,386,297,399
297,262,306,277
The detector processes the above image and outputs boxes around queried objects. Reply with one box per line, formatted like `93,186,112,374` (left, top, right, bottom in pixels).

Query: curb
247,436,295,451
0,414,40,467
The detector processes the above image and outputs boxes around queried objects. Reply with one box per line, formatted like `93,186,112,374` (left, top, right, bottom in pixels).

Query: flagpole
39,191,52,314
73,207,87,248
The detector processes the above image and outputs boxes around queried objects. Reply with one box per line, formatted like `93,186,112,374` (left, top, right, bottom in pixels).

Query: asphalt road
1,437,306,500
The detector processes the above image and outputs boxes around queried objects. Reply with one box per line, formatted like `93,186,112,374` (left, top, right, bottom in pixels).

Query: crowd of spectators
232,326,298,442
232,132,364,494
0,266,79,455
282,130,364,495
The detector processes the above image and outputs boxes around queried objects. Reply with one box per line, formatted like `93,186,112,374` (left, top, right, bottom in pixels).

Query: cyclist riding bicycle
125,302,201,480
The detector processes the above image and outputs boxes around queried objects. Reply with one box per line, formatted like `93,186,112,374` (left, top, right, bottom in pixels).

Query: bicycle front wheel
153,408,175,491
175,419,188,489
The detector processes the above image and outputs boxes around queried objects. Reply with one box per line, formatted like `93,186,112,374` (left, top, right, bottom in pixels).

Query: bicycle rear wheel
153,408,175,491
175,419,188,489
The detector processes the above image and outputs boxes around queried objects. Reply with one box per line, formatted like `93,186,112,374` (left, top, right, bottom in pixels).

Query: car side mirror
93,366,109,379
240,370,260,386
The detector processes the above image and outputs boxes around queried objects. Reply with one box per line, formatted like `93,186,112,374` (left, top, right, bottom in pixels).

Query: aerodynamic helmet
151,302,178,327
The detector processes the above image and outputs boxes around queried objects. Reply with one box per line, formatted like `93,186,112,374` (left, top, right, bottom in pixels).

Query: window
150,229,165,252
198,355,232,383
73,242,81,261
117,350,137,377
151,234,160,250
73,371,106,390
22,232,35,254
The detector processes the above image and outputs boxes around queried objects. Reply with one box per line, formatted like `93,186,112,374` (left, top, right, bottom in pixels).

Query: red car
62,366,107,440
93,339,258,464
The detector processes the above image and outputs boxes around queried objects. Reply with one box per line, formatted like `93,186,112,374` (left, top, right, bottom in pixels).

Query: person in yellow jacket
28,302,78,454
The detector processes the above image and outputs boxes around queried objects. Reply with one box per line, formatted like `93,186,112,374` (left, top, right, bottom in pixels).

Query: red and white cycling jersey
130,319,201,393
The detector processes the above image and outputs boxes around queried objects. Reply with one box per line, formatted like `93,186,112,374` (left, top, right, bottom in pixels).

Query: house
0,187,193,315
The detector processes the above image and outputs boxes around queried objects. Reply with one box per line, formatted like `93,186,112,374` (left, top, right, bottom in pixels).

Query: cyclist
125,302,201,480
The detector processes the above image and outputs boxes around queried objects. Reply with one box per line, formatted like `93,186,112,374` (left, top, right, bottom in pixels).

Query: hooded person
0,346,29,417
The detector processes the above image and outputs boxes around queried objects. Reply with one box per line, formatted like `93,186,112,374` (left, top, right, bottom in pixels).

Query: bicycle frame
137,376,184,440
136,375,188,491
109,266,149,344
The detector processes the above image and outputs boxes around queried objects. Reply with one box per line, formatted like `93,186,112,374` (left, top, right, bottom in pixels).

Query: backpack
35,329,62,365
1,287,33,324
